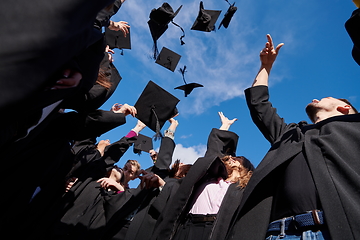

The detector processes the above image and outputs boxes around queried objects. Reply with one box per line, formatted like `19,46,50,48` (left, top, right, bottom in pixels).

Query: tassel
151,106,163,141
153,42,159,60
171,20,186,45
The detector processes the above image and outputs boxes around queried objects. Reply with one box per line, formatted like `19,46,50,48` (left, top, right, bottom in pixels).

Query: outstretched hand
259,34,284,66
111,103,137,117
108,21,130,37
219,112,237,131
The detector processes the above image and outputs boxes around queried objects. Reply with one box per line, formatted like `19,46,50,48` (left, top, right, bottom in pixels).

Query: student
97,160,141,192
102,117,181,240
151,112,254,240
14,104,137,239
225,34,360,240
45,120,144,240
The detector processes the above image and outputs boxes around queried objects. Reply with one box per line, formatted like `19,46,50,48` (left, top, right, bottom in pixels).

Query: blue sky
97,0,360,187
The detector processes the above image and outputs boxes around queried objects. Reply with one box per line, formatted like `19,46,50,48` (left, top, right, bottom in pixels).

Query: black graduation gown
0,0,114,112
150,128,239,240
94,0,123,29
48,135,136,240
225,86,360,240
101,136,176,240
0,109,127,235
61,54,122,113
124,137,177,240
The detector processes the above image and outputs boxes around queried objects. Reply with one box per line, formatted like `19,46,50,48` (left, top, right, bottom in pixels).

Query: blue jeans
265,229,331,240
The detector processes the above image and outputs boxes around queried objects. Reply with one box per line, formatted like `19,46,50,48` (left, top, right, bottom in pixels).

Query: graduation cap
175,65,203,97
133,134,153,155
134,81,180,139
218,0,237,29
155,47,181,72
148,2,185,59
105,27,131,55
191,1,221,32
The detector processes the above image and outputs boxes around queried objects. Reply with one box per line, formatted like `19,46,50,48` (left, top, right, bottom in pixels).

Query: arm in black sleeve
151,137,175,178
204,128,239,158
102,136,137,170
245,85,293,145
94,0,123,29
60,110,126,140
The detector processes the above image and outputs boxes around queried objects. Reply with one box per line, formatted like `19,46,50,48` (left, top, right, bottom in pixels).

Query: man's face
306,97,348,122
149,149,158,161
123,163,138,181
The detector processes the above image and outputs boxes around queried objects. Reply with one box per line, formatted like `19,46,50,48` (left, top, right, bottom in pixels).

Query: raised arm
152,117,179,178
204,112,239,158
252,34,284,87
246,35,292,145
219,111,237,131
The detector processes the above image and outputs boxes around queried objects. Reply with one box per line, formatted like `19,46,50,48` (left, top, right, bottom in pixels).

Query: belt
267,210,324,235
187,214,217,223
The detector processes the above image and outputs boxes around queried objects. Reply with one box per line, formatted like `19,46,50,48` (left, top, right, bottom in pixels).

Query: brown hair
96,67,112,90
169,160,192,179
221,155,254,189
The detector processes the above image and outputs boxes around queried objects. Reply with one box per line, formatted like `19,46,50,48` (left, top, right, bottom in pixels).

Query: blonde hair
221,155,254,189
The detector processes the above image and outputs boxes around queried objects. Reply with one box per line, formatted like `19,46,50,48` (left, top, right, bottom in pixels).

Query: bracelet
164,129,175,140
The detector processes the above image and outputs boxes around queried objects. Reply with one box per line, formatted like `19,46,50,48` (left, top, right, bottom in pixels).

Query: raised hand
219,112,237,131
109,21,130,37
259,34,284,66
112,103,137,117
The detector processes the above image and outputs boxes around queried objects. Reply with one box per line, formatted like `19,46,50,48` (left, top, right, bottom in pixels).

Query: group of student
1,1,360,240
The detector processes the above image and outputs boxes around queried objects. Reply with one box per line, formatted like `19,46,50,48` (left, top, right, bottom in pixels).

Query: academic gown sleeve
94,0,123,29
62,109,126,141
204,128,239,158
151,136,176,178
245,85,298,145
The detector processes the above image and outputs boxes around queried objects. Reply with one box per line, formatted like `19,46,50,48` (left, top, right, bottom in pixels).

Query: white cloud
111,0,302,115
180,134,193,139
172,143,206,165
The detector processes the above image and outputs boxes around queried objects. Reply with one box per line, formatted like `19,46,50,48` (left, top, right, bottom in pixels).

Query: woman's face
224,157,241,170
123,163,138,182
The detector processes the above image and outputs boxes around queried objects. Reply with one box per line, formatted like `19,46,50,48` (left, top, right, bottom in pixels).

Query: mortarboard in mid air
155,47,181,72
133,134,153,155
191,1,221,32
105,27,131,55
218,0,237,29
175,65,203,97
134,81,180,139
148,3,185,59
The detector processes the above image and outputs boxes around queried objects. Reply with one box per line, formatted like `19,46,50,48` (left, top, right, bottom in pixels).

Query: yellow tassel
353,0,360,8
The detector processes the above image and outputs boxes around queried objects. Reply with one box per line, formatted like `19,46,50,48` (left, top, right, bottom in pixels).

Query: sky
96,0,360,187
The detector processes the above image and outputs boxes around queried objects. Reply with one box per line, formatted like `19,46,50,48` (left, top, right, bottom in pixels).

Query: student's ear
337,105,351,115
